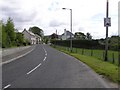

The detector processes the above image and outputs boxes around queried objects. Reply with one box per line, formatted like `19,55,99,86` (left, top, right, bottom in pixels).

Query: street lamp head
62,8,72,11
62,8,66,10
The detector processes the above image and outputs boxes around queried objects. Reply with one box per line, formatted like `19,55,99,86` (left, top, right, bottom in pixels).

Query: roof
22,29,35,36
35,34,41,38
62,31,74,36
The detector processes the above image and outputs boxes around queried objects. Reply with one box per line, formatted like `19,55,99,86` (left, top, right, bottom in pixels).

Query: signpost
104,0,111,61
104,17,111,27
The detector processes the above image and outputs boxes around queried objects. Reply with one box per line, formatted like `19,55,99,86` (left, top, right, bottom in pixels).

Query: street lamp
62,8,73,52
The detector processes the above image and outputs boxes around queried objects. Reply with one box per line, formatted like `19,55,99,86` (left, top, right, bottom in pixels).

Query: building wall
35,34,41,44
22,30,36,44
61,29,74,40
23,31,31,43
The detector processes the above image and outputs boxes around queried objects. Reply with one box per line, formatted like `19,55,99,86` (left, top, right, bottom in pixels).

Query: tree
0,21,2,47
16,32,24,46
74,32,86,40
108,35,119,50
5,17,16,46
51,33,58,39
86,32,92,40
1,17,32,48
29,26,43,37
2,22,7,48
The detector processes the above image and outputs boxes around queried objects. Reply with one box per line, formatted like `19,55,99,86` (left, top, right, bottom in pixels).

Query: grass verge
54,47,119,84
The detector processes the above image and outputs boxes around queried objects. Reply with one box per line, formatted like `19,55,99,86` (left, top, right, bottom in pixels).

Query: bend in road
2,44,111,88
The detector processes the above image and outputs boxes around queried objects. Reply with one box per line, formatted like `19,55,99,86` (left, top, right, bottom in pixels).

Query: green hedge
51,40,105,49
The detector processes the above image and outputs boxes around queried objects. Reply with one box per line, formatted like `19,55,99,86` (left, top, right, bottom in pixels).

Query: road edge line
1,46,35,65
3,84,11,89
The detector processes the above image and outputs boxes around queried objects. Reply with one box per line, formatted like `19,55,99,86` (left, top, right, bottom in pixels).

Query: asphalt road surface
2,44,111,88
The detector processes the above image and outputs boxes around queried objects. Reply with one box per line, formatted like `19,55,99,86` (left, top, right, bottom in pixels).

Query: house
22,29,41,44
61,29,74,40
35,34,41,44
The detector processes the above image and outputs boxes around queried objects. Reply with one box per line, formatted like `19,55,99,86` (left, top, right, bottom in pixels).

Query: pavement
2,44,117,88
2,45,35,65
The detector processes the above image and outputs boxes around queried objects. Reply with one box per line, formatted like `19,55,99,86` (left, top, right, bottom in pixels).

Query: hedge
51,40,105,49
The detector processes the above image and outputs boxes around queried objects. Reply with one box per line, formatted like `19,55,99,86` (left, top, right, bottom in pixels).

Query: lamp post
62,8,73,52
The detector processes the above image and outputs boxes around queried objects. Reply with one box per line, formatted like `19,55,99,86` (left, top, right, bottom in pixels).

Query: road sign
104,18,111,27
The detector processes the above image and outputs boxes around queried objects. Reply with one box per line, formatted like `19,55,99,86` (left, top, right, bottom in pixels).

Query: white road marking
27,46,47,75
45,51,47,53
27,63,42,75
43,57,47,61
43,47,47,56
3,84,11,89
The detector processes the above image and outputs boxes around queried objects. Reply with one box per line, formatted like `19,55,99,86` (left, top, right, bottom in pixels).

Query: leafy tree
1,17,33,48
5,17,16,46
74,32,86,40
51,33,58,39
29,26,43,37
2,22,7,48
108,35,119,50
0,21,2,47
86,32,92,40
43,36,49,44
23,39,31,46
16,32,24,46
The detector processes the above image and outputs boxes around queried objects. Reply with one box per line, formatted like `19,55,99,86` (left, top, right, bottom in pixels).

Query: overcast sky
0,0,119,39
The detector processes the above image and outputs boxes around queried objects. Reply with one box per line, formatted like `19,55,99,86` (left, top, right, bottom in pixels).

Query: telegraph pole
104,0,111,61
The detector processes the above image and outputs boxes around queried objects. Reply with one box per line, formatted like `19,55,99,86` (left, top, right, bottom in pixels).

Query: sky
0,0,119,39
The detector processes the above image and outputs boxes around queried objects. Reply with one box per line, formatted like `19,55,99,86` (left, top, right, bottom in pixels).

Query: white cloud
0,0,119,39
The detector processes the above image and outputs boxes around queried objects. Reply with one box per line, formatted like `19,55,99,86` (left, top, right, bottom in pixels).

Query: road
2,44,110,88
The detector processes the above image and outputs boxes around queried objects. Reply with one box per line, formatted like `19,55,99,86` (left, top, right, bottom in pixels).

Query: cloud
48,1,60,11
0,0,38,31
0,0,119,39
91,13,105,22
49,20,67,27
1,5,37,22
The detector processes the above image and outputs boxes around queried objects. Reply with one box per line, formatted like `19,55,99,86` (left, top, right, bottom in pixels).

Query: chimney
64,29,67,40
56,29,57,35
64,29,66,35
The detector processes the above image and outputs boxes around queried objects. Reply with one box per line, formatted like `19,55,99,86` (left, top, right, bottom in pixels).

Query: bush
51,40,104,49
23,39,31,46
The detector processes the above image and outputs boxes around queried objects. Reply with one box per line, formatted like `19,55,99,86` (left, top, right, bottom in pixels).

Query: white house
35,34,41,44
22,29,41,44
61,29,74,40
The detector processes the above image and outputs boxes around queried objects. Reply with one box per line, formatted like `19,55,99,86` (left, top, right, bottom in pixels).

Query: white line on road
3,84,11,89
27,63,42,75
43,57,47,61
43,46,47,56
27,46,47,75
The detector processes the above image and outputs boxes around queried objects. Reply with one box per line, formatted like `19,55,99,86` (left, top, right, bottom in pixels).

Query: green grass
53,45,120,84
54,45,119,65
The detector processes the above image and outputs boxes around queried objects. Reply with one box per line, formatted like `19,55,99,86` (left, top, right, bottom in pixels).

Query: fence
53,45,119,65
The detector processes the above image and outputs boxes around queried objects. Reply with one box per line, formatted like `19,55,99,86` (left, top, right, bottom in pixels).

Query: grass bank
53,46,120,84
54,45,119,65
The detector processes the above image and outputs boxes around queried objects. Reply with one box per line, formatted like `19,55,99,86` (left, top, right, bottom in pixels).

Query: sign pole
105,0,109,61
